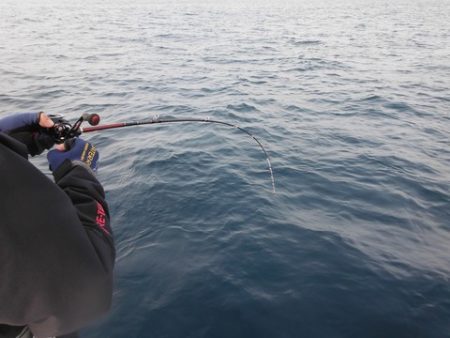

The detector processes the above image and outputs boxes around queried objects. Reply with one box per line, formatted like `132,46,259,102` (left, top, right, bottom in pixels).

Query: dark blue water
1,0,450,337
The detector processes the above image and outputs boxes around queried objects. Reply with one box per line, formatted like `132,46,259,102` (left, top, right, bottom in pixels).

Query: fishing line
52,114,276,193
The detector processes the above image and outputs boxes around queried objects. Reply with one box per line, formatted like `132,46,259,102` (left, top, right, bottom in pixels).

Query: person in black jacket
0,112,115,338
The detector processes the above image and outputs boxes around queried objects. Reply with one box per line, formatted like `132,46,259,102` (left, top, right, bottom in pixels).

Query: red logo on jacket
96,202,110,236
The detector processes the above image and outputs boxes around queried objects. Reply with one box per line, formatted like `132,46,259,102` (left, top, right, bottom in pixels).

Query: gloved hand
0,112,55,156
47,137,99,173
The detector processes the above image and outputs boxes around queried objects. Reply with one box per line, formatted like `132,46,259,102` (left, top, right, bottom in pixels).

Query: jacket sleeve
0,134,115,337
52,159,115,273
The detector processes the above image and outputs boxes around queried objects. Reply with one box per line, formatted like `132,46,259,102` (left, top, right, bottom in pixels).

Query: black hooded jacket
0,133,115,337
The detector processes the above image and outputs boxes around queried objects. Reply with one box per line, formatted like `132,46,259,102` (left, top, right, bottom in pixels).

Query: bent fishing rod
50,113,276,193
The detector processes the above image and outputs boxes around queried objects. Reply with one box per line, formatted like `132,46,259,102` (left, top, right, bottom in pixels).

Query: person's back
0,113,115,338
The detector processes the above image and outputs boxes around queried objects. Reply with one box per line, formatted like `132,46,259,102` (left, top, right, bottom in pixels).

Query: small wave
383,101,413,112
289,39,322,46
226,103,258,113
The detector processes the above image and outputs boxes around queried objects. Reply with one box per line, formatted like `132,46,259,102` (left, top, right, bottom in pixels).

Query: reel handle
82,113,100,126
50,113,101,143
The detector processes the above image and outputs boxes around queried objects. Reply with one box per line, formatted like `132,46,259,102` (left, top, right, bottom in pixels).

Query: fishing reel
50,113,100,144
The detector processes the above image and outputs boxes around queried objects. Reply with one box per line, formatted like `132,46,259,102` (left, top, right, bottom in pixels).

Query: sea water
0,0,449,337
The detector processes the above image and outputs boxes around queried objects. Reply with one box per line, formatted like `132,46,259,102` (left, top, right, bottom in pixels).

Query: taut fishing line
50,113,276,193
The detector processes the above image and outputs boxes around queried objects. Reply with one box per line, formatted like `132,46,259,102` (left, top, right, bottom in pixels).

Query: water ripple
2,0,450,337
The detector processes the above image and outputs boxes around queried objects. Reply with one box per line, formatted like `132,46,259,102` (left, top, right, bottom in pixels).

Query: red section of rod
82,123,127,132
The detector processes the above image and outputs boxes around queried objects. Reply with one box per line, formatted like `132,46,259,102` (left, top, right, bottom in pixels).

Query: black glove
0,112,55,156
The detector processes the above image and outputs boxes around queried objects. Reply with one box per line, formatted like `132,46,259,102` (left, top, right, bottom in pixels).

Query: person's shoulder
0,132,28,158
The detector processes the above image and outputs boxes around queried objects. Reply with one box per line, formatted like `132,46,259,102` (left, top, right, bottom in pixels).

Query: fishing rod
50,113,276,193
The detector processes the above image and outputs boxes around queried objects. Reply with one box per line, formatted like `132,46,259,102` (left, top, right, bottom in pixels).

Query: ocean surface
1,0,449,337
